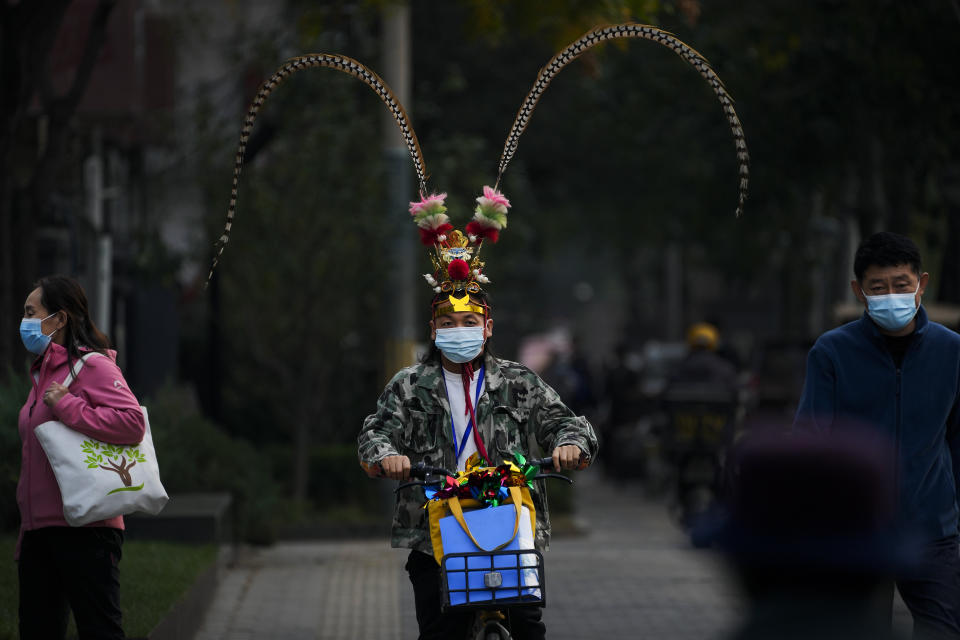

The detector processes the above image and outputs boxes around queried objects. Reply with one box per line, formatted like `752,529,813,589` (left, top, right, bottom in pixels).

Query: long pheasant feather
495,23,749,218
206,54,427,286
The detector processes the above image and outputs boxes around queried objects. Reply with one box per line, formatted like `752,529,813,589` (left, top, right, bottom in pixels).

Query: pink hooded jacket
16,342,145,558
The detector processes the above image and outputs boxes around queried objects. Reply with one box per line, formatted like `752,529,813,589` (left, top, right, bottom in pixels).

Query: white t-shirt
442,368,485,471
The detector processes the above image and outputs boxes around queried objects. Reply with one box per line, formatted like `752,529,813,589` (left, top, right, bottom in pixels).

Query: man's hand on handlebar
380,455,411,480
552,444,588,472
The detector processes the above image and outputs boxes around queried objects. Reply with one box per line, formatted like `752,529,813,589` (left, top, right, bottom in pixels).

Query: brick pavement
195,471,911,639
195,541,417,640
542,472,742,638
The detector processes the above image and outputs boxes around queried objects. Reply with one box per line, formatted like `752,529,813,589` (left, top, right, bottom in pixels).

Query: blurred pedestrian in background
661,322,741,526
597,342,646,476
667,323,739,397
794,232,960,638
16,275,145,640
542,334,597,421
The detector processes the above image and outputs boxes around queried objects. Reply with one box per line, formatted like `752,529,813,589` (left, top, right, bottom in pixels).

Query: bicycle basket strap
447,486,523,553
428,485,538,564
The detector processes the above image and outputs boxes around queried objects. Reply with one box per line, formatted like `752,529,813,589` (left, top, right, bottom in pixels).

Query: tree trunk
101,458,133,486
293,410,310,504
870,137,893,232
0,177,13,379
938,165,960,306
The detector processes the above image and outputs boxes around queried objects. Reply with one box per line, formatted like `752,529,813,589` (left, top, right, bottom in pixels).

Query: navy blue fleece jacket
794,306,960,541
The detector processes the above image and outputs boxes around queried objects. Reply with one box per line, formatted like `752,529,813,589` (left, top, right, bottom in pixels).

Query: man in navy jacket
794,231,960,638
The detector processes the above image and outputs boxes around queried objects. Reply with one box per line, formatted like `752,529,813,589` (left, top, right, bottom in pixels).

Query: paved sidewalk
196,472,746,639
195,471,912,639
541,472,742,638
195,540,416,640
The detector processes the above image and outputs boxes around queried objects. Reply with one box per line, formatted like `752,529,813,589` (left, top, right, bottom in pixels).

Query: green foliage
182,0,960,520
0,370,29,533
0,536,217,640
82,439,146,480
272,443,388,510
147,385,285,544
405,0,960,338
102,444,123,459
188,11,392,459
119,540,218,637
0,538,14,639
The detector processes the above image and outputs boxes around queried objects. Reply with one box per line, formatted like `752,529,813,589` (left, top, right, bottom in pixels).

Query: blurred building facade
22,0,285,398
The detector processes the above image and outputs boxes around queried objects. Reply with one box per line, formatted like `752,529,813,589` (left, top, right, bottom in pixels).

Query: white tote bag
33,353,169,526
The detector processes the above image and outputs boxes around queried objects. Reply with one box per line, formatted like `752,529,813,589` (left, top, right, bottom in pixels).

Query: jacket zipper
28,353,45,417
893,333,918,515
894,366,902,510
29,373,39,417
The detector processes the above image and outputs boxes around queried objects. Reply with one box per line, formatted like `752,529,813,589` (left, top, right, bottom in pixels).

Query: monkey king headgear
205,24,750,318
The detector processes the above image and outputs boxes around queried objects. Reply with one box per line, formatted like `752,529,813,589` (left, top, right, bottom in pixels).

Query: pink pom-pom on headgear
409,192,447,217
480,185,510,209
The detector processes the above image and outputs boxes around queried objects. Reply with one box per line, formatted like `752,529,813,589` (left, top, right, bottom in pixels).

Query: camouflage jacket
358,353,599,556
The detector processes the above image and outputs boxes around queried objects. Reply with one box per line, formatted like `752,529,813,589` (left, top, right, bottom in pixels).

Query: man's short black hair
853,232,922,282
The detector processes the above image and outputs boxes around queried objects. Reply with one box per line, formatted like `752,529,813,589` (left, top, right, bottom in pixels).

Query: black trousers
406,549,546,640
18,527,125,640
892,536,960,639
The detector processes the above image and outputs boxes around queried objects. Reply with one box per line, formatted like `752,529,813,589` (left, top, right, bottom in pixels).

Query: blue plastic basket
437,504,544,609
441,549,544,609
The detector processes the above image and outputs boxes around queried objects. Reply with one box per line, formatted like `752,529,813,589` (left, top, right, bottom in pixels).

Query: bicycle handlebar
391,456,583,493
403,456,573,479
408,463,455,480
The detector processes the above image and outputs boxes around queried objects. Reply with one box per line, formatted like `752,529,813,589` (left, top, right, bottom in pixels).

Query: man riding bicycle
358,191,598,640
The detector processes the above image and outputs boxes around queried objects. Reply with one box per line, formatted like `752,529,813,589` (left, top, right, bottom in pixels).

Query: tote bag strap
60,352,106,387
447,485,523,552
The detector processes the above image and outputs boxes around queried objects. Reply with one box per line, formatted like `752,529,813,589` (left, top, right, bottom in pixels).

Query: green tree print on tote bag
82,440,147,494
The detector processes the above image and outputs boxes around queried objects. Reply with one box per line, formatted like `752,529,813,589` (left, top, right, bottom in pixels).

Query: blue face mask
20,313,58,355
435,326,485,363
863,283,920,332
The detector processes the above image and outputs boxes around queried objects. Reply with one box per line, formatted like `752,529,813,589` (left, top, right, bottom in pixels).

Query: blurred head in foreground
695,428,919,638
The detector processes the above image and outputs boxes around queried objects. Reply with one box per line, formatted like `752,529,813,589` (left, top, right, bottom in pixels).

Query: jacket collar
32,341,69,371
31,342,114,381
858,304,928,340
417,352,502,387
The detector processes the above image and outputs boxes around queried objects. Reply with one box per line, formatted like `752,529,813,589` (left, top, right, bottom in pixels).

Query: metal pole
665,242,683,341
84,128,112,333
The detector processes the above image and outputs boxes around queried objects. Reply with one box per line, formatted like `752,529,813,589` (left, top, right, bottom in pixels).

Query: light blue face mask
435,326,485,363
20,312,58,355
863,282,920,332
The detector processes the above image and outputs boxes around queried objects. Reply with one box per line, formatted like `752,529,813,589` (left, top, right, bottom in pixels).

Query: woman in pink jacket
17,275,144,640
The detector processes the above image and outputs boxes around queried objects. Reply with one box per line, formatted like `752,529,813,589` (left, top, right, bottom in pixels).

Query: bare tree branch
31,0,117,206
49,0,117,117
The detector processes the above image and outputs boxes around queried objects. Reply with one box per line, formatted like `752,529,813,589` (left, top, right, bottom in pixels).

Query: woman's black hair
420,290,494,364
35,275,111,364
